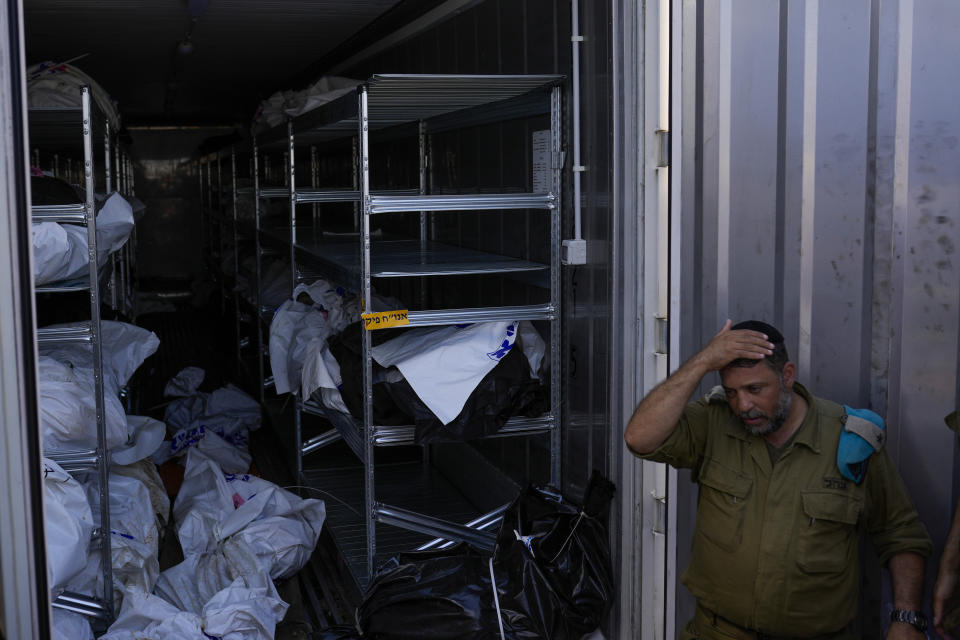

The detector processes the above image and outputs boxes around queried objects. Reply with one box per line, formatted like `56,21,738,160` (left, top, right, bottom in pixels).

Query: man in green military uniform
624,320,932,639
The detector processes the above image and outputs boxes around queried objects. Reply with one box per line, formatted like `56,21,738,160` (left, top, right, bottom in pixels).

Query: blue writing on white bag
486,323,517,361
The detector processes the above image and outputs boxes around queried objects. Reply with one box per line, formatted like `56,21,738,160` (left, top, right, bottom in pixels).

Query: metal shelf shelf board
31,203,87,223
274,234,548,280
259,74,563,146
36,325,92,344
369,192,555,214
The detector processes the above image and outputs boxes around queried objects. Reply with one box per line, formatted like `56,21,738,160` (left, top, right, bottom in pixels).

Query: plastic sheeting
52,608,94,640
33,192,136,285
27,60,120,125
110,457,170,531
253,75,360,132
372,321,519,425
269,280,400,401
39,320,159,451
353,477,615,640
43,458,94,595
385,345,548,443
101,579,288,640
493,478,616,639
112,415,166,466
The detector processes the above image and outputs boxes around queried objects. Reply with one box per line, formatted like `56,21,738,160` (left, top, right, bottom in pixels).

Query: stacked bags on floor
95,368,325,640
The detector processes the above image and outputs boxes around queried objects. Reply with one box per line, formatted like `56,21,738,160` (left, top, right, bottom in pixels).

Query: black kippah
730,320,783,344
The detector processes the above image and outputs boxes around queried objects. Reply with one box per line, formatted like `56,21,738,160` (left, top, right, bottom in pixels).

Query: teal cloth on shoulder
837,405,885,484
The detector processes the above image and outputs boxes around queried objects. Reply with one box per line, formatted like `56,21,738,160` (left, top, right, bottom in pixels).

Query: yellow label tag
361,309,410,330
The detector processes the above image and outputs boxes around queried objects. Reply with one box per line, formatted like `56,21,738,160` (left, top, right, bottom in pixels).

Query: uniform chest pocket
797,490,862,574
696,461,753,552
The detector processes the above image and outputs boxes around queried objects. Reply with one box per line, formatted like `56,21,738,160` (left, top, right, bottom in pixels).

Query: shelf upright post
358,85,377,582
288,120,297,296
232,148,241,372
113,129,121,194
199,158,206,270
549,85,563,487
217,151,225,315
82,86,114,618
418,120,428,312
351,136,360,232
252,135,265,403
104,121,112,194
288,119,305,485
310,145,319,231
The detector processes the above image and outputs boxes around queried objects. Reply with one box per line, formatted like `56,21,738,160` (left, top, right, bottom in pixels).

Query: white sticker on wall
532,129,551,194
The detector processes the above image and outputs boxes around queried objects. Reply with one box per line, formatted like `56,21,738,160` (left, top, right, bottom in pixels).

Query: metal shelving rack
29,86,115,624
197,144,271,384
253,74,563,589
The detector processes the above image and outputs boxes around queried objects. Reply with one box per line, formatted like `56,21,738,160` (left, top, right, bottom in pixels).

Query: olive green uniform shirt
639,383,932,636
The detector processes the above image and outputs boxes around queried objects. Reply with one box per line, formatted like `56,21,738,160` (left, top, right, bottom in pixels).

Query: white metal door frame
0,0,52,637
610,0,679,637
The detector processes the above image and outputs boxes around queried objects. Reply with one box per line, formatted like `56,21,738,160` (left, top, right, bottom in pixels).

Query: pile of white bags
101,578,288,640
39,320,159,451
33,192,136,285
152,367,260,473
98,448,324,639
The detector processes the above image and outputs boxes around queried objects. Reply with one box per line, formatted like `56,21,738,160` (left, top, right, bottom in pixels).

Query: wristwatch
890,609,928,632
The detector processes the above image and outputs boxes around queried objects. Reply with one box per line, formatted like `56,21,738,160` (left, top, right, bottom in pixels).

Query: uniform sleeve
635,399,712,470
946,410,960,434
864,447,933,564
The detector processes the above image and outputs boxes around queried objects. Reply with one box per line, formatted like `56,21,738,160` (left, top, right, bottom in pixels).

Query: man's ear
782,361,796,389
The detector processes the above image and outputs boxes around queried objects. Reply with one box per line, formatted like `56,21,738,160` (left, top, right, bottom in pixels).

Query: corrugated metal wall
678,0,960,631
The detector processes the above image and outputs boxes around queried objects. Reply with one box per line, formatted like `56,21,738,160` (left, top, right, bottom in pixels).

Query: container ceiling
23,0,440,127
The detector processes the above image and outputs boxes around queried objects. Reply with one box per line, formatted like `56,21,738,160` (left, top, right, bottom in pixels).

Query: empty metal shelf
31,203,87,223
259,74,562,145
47,449,100,473
28,107,108,149
302,461,488,590
295,188,419,204
406,303,555,327
287,237,548,279
258,187,289,199
369,192,555,214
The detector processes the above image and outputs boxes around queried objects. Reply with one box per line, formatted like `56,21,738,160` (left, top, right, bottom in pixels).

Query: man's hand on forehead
692,319,776,372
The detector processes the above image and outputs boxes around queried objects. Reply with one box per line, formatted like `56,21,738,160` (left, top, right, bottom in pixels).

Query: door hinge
656,129,670,168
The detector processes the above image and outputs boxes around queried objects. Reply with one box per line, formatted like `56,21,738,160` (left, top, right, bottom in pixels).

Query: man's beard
740,380,793,436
